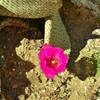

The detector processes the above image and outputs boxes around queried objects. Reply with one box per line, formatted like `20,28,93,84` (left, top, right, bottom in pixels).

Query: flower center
47,57,58,68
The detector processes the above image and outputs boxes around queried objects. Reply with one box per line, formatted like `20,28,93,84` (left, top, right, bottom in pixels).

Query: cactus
0,0,71,54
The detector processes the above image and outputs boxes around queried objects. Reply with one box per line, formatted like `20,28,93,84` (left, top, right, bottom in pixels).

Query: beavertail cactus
0,0,71,54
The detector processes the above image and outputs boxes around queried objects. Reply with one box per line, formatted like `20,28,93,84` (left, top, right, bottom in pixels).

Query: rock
92,28,100,35
71,0,100,18
73,38,100,78
76,39,100,61
22,67,70,99
19,67,100,100
16,38,43,65
18,95,25,100
94,52,100,77
26,93,36,100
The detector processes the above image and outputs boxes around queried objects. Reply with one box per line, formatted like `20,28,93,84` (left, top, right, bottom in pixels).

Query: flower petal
38,44,69,79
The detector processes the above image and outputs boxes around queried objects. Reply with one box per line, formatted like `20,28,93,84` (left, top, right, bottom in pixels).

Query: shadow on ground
0,17,44,99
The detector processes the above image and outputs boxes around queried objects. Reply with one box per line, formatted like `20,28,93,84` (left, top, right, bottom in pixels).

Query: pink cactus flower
38,44,69,79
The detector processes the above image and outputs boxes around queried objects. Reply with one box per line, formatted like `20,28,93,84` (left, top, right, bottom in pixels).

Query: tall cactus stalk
45,11,71,54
